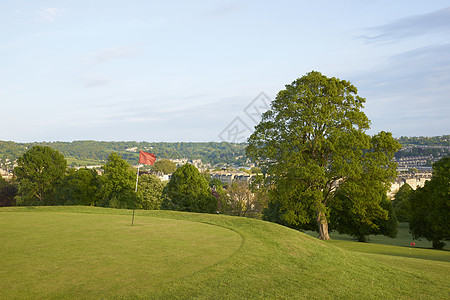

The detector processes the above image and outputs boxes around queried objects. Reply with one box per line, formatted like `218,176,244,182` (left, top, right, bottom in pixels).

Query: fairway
1,206,449,299
0,208,242,299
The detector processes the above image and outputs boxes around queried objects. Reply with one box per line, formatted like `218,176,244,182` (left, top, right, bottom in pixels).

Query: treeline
397,135,450,146
1,146,264,218
2,137,449,169
2,145,448,248
0,141,247,167
394,146,450,159
392,157,450,249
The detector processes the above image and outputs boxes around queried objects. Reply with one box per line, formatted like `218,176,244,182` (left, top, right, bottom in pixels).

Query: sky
1,0,449,143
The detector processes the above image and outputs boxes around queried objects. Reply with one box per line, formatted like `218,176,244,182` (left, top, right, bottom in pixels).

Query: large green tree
409,157,450,249
330,193,397,242
56,168,102,206
329,132,399,241
100,153,136,209
14,146,67,205
161,164,216,213
247,71,400,240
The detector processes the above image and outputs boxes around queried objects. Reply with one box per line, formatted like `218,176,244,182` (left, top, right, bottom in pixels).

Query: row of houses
211,172,255,185
394,155,434,171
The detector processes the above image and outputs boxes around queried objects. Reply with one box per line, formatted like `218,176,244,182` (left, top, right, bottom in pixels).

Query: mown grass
306,223,449,262
1,206,449,299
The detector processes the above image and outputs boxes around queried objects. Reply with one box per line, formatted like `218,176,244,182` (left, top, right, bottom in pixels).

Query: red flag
139,151,156,165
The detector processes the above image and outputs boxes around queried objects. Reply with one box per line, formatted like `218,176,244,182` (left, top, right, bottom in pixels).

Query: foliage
209,178,229,213
56,168,102,206
224,182,256,217
409,157,450,249
14,146,67,205
250,167,261,174
99,153,136,209
330,192,397,242
152,159,177,174
0,141,248,167
136,174,165,210
247,71,400,240
0,178,17,207
397,135,450,146
161,164,216,213
393,183,413,222
328,132,399,241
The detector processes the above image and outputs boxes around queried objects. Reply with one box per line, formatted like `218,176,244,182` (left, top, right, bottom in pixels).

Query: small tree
137,174,165,210
226,182,255,217
210,178,229,213
409,157,450,249
14,146,67,205
0,178,17,207
393,183,413,222
100,153,136,209
161,164,216,213
152,159,177,174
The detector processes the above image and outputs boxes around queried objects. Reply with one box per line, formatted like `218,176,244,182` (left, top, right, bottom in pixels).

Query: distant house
387,173,432,199
211,172,255,186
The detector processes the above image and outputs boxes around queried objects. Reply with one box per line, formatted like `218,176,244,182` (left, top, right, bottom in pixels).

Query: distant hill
0,141,247,168
396,135,450,146
394,135,450,162
1,136,449,169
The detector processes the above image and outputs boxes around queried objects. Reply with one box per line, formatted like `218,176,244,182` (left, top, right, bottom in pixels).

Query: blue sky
1,1,449,142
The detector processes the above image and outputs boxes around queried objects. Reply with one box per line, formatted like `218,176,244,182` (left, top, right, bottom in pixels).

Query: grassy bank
1,206,449,299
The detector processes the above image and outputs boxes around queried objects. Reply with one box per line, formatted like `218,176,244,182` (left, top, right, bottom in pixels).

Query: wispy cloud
356,43,450,136
362,6,450,42
360,43,450,95
82,45,143,64
81,75,113,88
35,8,64,23
206,3,242,18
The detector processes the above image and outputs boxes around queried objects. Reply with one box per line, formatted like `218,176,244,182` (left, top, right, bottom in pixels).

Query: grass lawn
1,206,449,299
306,223,449,262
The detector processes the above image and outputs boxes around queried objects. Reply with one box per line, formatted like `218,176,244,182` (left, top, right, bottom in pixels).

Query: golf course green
1,206,449,299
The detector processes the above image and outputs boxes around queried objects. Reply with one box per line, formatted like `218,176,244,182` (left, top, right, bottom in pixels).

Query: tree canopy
14,146,67,205
152,159,177,174
393,183,414,222
409,157,450,249
136,174,165,210
161,164,216,213
56,168,102,206
99,153,136,209
247,71,400,240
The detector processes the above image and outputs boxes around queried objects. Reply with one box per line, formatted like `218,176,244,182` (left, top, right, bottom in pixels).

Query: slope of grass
1,206,449,299
306,223,449,262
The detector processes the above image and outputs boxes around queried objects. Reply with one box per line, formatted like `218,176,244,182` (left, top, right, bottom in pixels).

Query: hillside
1,136,449,170
0,141,247,168
1,206,449,299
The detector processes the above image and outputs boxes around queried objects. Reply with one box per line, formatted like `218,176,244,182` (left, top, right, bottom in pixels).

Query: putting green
0,211,243,298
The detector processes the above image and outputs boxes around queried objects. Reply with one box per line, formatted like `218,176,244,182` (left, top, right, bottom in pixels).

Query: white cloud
363,6,450,42
83,45,143,64
35,8,63,23
81,75,113,88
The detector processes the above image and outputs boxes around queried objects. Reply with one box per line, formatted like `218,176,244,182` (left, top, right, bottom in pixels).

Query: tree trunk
316,210,331,240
